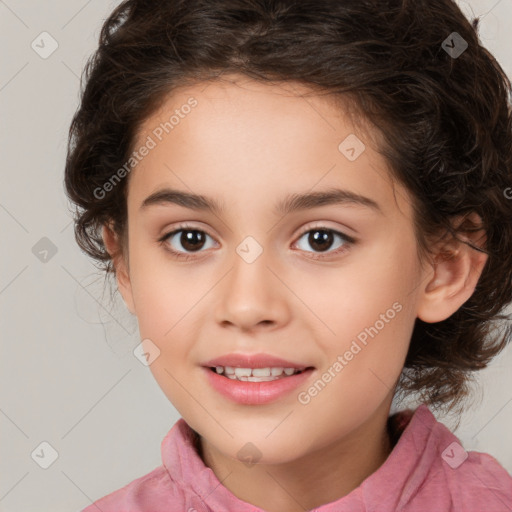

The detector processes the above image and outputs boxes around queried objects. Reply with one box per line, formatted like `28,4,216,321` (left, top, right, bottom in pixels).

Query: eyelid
294,221,356,241
158,221,214,239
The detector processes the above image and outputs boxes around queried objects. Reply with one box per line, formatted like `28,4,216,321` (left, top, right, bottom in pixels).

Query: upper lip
202,353,313,370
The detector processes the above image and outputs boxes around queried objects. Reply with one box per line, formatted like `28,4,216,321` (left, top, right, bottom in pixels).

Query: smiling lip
201,353,315,405
202,366,315,405
201,353,311,370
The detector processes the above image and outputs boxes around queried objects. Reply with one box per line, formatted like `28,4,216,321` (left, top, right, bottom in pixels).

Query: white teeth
247,375,280,382
234,367,252,377
212,366,303,380
252,368,271,377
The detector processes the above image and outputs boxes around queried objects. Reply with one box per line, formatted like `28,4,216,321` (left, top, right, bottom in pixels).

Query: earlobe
416,213,488,324
102,224,136,315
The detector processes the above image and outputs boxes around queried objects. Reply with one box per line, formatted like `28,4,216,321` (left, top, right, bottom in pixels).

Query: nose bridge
215,234,289,329
229,234,275,304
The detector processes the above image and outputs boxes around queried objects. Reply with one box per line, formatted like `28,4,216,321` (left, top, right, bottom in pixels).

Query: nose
214,250,291,333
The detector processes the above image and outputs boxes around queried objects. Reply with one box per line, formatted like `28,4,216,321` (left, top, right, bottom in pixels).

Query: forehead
137,75,368,142
128,75,411,220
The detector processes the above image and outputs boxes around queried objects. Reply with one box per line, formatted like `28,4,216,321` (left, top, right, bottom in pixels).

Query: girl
65,0,512,510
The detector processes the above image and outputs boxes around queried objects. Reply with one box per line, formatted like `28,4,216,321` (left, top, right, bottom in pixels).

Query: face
113,75,430,464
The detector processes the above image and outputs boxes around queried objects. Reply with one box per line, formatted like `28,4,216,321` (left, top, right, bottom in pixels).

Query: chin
218,429,305,465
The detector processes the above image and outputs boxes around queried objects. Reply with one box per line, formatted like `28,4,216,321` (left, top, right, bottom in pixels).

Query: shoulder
441,449,512,511
410,407,512,511
383,405,512,511
79,418,209,512
80,465,185,512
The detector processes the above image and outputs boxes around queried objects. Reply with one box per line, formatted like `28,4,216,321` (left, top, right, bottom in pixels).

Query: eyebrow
140,187,382,216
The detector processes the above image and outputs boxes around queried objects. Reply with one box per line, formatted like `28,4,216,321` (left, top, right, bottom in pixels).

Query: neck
198,400,394,512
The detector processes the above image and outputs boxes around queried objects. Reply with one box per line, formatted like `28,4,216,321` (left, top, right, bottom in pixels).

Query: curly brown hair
64,0,512,417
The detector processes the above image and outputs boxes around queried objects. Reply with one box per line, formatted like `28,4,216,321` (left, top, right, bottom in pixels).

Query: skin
103,74,488,512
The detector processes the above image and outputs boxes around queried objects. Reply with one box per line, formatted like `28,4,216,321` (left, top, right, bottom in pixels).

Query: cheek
321,242,416,323
129,257,199,408
315,243,419,377
128,246,212,372
128,246,182,338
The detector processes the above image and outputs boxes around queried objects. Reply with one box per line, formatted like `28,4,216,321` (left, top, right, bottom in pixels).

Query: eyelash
157,223,357,261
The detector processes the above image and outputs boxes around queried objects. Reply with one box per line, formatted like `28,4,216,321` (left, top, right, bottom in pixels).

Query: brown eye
294,226,355,258
160,226,216,258
307,229,335,252
178,230,207,252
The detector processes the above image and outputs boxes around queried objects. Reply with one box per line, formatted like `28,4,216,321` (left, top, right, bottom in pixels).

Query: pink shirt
82,404,512,511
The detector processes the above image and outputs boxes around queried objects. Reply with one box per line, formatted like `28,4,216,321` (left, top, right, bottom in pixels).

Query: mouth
202,364,316,405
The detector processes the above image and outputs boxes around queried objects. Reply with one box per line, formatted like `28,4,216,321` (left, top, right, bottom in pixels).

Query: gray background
1,1,511,511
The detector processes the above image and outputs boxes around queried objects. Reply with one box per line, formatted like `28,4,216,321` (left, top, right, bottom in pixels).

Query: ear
416,212,488,323
102,224,136,315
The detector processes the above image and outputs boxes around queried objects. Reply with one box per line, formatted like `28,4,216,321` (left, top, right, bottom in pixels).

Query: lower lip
202,367,315,405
